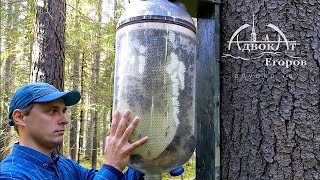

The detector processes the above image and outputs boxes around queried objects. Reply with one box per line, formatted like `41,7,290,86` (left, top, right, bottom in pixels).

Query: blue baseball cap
8,82,81,126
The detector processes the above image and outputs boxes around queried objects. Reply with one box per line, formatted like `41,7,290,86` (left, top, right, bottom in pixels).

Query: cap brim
34,90,81,106
9,120,14,126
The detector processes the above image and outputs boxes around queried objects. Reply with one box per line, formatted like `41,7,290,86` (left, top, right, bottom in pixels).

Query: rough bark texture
30,0,66,155
221,0,320,179
30,0,66,90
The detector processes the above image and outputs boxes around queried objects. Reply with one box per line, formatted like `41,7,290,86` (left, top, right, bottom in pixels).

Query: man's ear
12,109,27,127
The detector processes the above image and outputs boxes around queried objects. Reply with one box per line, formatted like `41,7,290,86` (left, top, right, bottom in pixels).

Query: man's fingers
115,110,130,137
128,136,149,152
110,111,120,136
122,116,140,142
104,136,109,154
105,136,110,144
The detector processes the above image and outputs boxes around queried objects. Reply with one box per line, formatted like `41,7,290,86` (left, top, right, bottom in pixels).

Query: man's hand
104,109,148,171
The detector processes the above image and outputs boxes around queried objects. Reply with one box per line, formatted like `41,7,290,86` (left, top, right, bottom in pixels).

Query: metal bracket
174,0,220,17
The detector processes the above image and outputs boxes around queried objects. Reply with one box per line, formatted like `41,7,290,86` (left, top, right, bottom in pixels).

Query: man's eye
49,109,57,114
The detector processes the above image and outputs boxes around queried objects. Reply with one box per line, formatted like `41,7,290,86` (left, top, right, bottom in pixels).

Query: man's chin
51,138,64,148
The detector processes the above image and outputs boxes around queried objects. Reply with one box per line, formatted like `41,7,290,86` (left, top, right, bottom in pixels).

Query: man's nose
59,114,70,125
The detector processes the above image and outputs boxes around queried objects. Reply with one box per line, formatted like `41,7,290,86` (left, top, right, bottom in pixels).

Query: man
0,82,148,179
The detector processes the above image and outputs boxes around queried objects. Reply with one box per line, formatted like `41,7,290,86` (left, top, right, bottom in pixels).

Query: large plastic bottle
113,0,197,179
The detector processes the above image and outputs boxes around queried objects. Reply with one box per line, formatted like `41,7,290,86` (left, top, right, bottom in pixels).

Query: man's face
22,98,69,150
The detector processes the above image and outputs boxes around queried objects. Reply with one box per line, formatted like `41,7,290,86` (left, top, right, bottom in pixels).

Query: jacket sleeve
0,171,30,180
93,164,125,180
70,159,143,180
123,167,145,180
66,158,123,180
94,165,144,180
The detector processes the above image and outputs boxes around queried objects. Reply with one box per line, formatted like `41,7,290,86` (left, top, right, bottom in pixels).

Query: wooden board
195,3,221,180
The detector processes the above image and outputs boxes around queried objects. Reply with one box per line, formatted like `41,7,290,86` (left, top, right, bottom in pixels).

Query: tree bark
221,1,320,179
30,0,66,89
30,0,67,155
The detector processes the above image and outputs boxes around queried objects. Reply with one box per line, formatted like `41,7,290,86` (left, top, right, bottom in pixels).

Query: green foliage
0,1,35,160
0,0,34,90
79,155,106,169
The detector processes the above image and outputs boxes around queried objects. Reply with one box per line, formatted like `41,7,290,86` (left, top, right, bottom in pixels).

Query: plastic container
113,0,196,178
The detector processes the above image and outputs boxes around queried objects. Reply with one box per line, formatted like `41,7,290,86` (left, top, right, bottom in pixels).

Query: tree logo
222,15,306,68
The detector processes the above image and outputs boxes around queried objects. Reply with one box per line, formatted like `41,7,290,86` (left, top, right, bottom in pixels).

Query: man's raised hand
104,110,148,171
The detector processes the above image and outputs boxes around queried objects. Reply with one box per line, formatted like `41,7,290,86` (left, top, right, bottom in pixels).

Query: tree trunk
91,0,102,168
69,0,80,162
30,0,66,87
0,56,15,161
30,0,67,155
102,106,107,155
0,57,2,127
69,43,80,160
0,53,2,126
221,1,320,179
0,0,18,161
78,52,86,164
85,110,93,158
0,30,3,129
114,0,118,20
